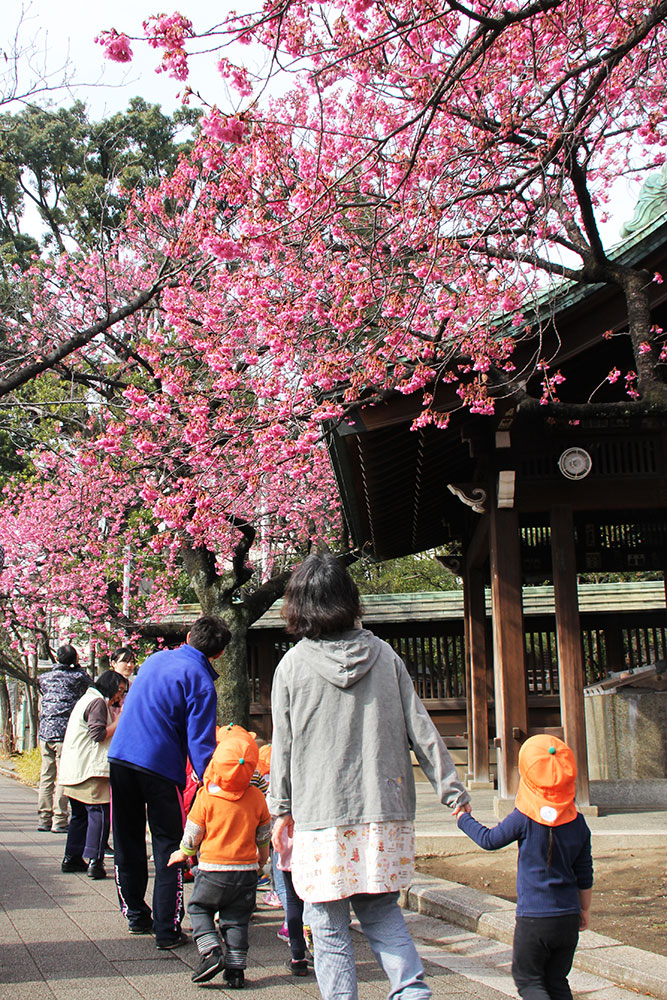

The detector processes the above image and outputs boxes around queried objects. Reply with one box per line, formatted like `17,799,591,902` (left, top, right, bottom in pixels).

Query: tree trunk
25,652,40,749
181,540,291,730
622,267,667,403
197,587,253,727
0,675,14,753
215,614,252,727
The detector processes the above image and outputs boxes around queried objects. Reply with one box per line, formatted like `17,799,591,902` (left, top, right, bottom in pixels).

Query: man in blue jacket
109,615,230,948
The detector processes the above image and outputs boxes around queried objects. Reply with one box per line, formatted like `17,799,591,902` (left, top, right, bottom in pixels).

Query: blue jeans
271,850,288,909
282,869,306,960
304,892,431,1000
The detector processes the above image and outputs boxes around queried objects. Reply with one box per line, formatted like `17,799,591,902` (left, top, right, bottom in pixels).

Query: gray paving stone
1,771,663,1000
575,943,667,998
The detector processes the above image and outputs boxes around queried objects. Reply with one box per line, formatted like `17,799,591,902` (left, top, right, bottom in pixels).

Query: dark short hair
56,644,78,666
188,615,231,657
94,670,127,699
110,646,135,665
282,553,361,639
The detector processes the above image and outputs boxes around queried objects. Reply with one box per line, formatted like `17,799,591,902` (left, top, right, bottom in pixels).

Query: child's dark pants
512,914,580,1000
188,868,257,968
282,869,307,960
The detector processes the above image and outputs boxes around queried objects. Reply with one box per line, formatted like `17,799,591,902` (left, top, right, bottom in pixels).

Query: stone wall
585,688,667,806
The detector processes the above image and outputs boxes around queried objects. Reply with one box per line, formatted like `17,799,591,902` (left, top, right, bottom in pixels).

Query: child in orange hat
455,734,593,1000
168,726,271,989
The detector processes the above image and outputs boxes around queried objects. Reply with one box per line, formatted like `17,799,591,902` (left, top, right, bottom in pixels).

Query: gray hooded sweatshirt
268,627,469,831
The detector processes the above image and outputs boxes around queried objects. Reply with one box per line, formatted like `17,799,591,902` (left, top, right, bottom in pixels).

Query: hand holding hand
167,849,187,867
453,801,472,820
271,813,294,852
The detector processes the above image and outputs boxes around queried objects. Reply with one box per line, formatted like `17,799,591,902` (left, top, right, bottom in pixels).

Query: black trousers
512,913,580,1000
65,798,110,862
109,762,184,942
188,868,257,968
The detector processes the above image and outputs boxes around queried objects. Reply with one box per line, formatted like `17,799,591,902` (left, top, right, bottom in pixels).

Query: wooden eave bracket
448,483,487,514
497,470,516,508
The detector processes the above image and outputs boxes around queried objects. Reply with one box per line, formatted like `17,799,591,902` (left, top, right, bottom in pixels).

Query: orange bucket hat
257,743,272,777
515,734,577,826
216,723,257,742
204,726,259,800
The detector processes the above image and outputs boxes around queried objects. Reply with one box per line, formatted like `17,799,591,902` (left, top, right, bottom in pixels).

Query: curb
400,874,667,1000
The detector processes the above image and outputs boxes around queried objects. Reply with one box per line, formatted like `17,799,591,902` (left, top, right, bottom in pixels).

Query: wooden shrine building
328,217,667,810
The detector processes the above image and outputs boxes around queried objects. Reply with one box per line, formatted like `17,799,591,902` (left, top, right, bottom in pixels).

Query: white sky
3,0,245,117
3,0,643,247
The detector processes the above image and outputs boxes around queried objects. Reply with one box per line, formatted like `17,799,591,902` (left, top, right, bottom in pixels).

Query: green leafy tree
0,98,202,468
351,552,461,595
0,98,201,264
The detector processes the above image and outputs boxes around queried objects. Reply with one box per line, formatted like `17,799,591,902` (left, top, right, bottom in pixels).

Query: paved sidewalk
1,770,664,999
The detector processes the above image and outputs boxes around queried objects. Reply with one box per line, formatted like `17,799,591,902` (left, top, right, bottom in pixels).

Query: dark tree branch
0,259,182,399
242,569,292,622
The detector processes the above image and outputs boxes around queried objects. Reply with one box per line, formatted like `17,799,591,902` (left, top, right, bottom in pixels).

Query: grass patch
13,748,41,787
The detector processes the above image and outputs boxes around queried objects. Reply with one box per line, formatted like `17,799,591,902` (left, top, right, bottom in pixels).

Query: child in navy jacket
455,734,593,1000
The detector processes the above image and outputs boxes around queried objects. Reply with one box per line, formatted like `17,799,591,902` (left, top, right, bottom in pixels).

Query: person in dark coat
37,644,92,833
108,615,230,949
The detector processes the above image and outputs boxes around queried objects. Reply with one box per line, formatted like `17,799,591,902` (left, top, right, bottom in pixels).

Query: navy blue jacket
38,664,92,742
458,808,593,917
108,643,217,787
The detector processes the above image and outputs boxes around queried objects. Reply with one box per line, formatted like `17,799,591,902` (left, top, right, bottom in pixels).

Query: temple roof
328,220,667,561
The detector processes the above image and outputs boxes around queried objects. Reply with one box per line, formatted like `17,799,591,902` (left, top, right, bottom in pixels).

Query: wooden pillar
464,561,491,786
489,504,528,801
603,619,625,673
550,505,590,805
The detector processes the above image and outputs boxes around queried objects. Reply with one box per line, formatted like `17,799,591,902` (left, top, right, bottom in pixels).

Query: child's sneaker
277,922,289,942
303,924,314,953
263,889,282,907
223,967,245,989
256,873,271,889
286,958,309,977
191,947,224,984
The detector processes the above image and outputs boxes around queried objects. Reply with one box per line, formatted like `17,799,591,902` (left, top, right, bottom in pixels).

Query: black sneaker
129,920,153,935
286,958,310,976
156,931,190,950
191,947,224,984
87,859,106,879
223,967,245,989
61,855,88,873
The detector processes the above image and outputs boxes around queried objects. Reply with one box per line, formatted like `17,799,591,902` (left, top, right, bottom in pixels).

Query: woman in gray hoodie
269,553,470,1000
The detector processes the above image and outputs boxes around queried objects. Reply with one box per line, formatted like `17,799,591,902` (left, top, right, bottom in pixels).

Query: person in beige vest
58,670,127,879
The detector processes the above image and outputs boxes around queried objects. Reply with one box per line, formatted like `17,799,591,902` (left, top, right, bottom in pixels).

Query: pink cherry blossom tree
3,1,667,727
0,195,341,723
97,0,667,418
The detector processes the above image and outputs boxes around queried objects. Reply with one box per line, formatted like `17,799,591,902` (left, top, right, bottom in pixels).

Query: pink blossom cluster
95,29,133,63
3,0,666,644
201,111,247,145
144,12,194,79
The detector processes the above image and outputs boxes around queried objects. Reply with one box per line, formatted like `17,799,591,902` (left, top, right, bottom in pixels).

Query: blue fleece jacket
458,808,593,917
108,643,217,787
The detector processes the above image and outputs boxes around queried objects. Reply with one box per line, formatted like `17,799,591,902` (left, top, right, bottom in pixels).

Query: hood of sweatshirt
299,628,385,689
